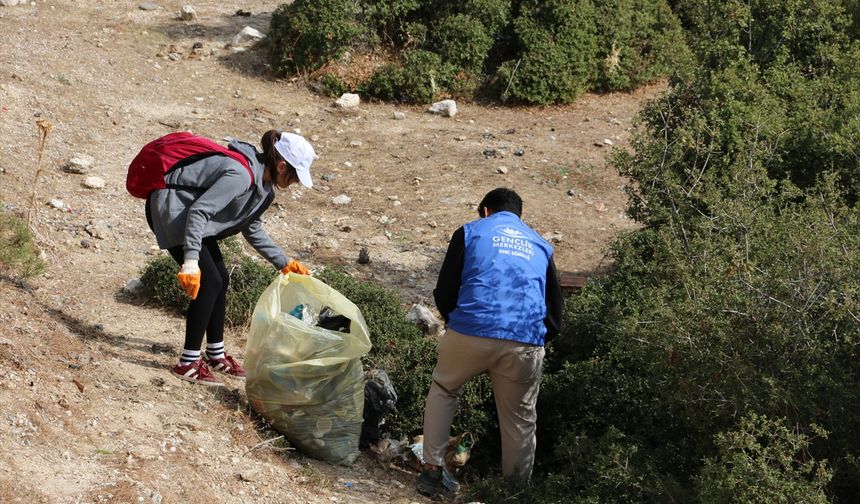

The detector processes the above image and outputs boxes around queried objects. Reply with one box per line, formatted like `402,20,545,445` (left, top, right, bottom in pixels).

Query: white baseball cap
274,132,315,188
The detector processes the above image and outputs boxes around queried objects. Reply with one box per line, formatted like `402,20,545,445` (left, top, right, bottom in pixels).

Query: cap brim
297,168,313,188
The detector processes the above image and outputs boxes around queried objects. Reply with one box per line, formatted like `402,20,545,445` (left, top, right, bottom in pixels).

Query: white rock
48,199,65,210
231,26,265,47
332,194,352,205
64,154,95,174
334,93,360,109
0,0,21,6
428,100,457,117
542,231,564,244
496,166,509,174
123,278,144,295
406,304,442,335
83,176,105,189
393,112,406,120
603,138,614,146
179,5,196,20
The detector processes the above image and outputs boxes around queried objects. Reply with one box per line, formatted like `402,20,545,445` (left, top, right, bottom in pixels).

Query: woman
145,129,314,386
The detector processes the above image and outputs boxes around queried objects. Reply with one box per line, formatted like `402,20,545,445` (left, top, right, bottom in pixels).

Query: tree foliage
268,0,685,104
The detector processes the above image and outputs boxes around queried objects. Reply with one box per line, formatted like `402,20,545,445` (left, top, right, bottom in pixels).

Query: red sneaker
171,359,224,387
203,353,246,379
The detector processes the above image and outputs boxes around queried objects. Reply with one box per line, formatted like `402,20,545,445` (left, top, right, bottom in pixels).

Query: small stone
349,140,363,148
85,222,109,239
179,5,196,20
406,304,442,335
64,154,95,174
427,99,457,117
514,148,525,156
334,93,360,109
83,176,105,189
393,112,406,120
357,247,370,264
454,135,466,141
138,2,159,10
123,278,144,295
566,188,578,197
496,166,509,174
603,138,614,146
542,231,564,244
321,173,337,182
332,194,352,205
231,26,265,47
48,199,65,210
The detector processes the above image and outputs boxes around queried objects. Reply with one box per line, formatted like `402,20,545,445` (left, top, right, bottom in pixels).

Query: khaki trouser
422,328,545,480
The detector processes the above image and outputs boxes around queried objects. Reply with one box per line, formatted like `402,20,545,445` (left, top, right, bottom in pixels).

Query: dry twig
27,119,54,228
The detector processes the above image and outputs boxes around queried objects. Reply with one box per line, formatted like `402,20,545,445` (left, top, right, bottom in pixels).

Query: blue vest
447,211,553,346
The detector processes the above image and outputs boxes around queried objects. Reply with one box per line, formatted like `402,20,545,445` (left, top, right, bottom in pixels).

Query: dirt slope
0,1,660,502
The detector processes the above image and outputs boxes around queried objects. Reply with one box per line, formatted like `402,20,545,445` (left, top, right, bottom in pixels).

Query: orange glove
177,260,201,300
281,259,310,276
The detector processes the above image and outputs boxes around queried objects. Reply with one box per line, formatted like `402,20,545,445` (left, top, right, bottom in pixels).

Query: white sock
179,349,201,366
206,342,225,360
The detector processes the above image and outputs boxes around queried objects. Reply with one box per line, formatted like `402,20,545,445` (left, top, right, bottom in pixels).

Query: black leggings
167,239,229,352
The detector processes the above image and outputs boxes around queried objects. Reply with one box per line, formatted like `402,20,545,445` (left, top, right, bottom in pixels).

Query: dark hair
478,187,522,217
260,129,283,181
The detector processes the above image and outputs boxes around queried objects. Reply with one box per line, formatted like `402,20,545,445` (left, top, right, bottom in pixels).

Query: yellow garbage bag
245,273,372,465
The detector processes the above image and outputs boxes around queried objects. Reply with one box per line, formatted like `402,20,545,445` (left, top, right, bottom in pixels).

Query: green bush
361,0,423,43
493,0,598,104
432,14,493,76
672,0,850,74
697,415,831,504
360,49,453,102
463,0,511,37
0,208,44,280
490,2,860,500
268,0,684,104
592,0,688,92
269,0,363,74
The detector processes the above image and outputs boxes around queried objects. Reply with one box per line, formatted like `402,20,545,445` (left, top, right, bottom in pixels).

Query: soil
0,1,661,503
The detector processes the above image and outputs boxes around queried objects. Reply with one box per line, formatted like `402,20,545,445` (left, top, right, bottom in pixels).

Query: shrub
463,0,511,37
697,414,831,504
269,0,363,74
361,0,423,43
672,0,850,74
269,0,684,104
591,0,687,92
360,49,453,102
0,208,44,280
493,0,598,104
432,14,493,76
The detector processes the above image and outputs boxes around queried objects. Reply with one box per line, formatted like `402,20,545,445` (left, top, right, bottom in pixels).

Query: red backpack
126,132,254,199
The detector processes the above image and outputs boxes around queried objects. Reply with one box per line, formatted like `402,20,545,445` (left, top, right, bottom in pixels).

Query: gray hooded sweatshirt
147,139,289,269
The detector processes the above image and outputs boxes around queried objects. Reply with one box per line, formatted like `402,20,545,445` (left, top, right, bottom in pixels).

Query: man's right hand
177,259,201,299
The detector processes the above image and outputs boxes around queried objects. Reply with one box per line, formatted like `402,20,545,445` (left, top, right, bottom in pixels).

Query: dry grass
310,48,399,89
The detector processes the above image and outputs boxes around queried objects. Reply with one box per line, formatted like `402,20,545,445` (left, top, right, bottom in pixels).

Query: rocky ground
0,1,659,502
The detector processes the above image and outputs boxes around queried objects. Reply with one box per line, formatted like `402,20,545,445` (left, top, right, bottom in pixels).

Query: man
418,187,564,497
